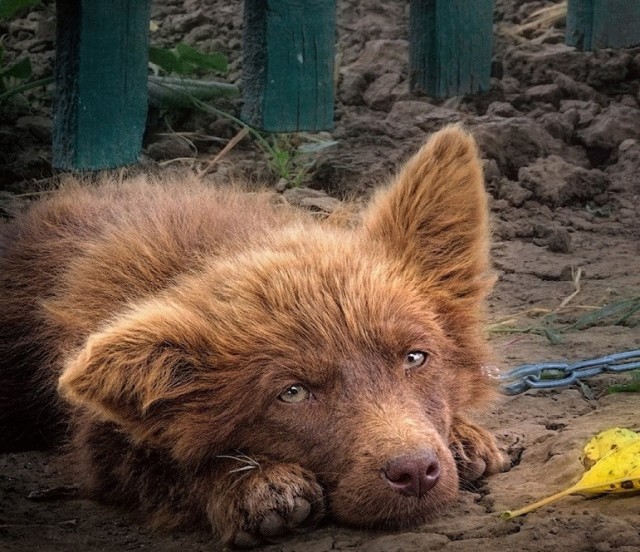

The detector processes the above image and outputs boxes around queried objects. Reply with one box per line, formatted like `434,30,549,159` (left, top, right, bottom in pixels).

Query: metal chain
497,349,640,395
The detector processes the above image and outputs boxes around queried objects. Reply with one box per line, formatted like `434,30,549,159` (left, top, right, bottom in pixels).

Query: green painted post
567,0,640,50
409,0,494,98
241,0,336,132
54,0,151,170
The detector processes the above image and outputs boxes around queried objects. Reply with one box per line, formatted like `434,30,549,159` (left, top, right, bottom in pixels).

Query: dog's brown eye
279,384,311,403
404,351,428,370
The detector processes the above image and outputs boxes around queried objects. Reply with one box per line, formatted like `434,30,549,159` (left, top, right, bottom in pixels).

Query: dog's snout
382,450,441,498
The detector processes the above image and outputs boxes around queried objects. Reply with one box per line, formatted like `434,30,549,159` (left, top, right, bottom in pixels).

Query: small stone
620,94,638,108
630,52,640,78
536,112,574,141
498,179,532,208
386,102,461,132
578,103,640,150
145,136,196,161
349,39,408,75
559,100,602,127
473,117,564,178
518,155,610,207
546,228,571,253
338,70,369,105
363,73,402,111
171,9,210,33
36,16,56,43
274,178,288,192
16,115,52,141
605,138,640,192
486,101,519,117
283,187,341,213
553,72,605,104
385,101,437,125
520,83,562,108
482,158,501,184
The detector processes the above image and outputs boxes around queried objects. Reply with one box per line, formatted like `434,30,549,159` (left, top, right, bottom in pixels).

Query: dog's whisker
228,465,260,474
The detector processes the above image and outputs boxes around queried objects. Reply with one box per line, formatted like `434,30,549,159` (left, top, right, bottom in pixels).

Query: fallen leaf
502,428,640,519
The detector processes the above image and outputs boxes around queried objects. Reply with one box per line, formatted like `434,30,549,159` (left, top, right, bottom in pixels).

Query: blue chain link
498,349,640,395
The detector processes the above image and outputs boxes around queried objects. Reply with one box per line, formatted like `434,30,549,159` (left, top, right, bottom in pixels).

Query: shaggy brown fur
0,127,509,547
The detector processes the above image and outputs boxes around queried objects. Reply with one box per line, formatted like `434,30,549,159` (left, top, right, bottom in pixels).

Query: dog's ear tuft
363,125,491,305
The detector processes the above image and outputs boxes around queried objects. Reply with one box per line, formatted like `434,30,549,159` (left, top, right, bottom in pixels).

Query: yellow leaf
581,427,640,469
502,428,640,520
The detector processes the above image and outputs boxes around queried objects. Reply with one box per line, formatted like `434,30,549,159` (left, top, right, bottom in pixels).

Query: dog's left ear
57,299,242,461
362,125,491,306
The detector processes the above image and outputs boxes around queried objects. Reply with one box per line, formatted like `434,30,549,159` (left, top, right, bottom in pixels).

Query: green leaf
297,140,338,153
149,44,228,76
0,0,40,19
608,370,640,394
149,46,182,74
1,57,32,80
175,43,227,73
542,327,563,345
571,299,640,330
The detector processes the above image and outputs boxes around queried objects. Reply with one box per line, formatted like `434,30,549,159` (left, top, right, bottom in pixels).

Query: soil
1,1,639,551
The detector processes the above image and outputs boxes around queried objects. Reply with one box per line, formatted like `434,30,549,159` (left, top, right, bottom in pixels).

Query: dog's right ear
362,126,491,307
58,300,238,461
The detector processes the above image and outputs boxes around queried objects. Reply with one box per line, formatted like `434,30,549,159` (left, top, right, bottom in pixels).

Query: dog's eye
279,384,311,403
404,351,428,370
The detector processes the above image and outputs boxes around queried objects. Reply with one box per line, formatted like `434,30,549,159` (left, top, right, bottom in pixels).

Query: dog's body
0,127,508,547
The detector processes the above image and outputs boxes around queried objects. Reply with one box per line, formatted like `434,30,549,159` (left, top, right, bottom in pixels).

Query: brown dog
0,126,508,547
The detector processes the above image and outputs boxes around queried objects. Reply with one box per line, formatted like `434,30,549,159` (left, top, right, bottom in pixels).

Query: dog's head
59,126,494,527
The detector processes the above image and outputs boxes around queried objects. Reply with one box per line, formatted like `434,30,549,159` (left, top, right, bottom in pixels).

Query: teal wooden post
54,0,151,170
409,0,494,98
567,0,640,50
241,0,336,132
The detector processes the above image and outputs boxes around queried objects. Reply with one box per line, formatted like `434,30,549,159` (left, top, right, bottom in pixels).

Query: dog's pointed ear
58,301,230,458
362,125,491,305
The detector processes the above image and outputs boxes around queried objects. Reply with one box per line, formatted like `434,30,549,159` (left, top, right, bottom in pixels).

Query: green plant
171,93,337,187
0,0,236,107
149,43,228,76
0,0,39,18
259,133,337,187
147,43,240,109
0,0,46,104
608,370,640,394
489,295,640,345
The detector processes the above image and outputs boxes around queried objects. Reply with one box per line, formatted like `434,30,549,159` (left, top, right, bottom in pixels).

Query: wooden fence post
53,0,151,170
567,0,640,50
241,0,336,132
409,0,494,98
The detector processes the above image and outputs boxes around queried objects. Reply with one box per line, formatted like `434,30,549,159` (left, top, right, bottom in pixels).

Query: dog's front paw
450,416,511,484
208,462,325,548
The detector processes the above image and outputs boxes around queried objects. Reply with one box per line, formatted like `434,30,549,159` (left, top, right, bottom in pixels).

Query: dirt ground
1,0,639,551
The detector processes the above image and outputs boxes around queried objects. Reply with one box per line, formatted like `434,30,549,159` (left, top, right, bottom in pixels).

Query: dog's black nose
382,450,441,497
